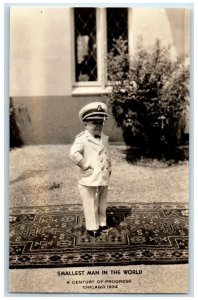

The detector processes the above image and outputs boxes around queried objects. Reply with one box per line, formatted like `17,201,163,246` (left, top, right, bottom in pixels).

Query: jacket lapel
85,130,105,152
86,131,100,145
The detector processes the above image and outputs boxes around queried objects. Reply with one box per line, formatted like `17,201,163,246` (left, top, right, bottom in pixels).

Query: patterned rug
9,203,188,269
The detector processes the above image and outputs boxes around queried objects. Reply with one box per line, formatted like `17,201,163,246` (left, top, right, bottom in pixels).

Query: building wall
10,7,190,144
132,8,190,58
11,95,122,144
10,8,73,97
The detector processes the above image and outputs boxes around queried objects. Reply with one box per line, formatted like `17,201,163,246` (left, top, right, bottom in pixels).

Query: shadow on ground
122,145,189,166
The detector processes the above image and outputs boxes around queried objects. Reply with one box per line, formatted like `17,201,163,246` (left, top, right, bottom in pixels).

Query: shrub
10,98,23,148
106,37,190,156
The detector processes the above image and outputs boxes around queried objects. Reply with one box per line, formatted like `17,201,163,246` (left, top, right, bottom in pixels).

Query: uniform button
101,159,103,162
101,166,104,171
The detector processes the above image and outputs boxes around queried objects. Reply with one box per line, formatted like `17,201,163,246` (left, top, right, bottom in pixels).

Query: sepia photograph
8,4,191,294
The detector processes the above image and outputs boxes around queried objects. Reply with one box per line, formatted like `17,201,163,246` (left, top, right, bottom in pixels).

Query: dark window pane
107,8,128,54
74,8,97,82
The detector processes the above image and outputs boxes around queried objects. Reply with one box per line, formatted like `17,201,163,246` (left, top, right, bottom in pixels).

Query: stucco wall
12,96,124,144
10,8,73,97
131,8,190,59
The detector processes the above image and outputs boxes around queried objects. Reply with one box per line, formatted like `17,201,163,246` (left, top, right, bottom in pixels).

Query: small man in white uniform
70,102,111,238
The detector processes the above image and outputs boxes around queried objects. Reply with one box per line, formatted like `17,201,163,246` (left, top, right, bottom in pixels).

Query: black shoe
99,226,109,232
87,230,100,238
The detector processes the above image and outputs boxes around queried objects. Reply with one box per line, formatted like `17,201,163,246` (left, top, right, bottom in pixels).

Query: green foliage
106,37,190,154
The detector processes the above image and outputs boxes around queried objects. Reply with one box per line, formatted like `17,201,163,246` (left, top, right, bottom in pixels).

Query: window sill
72,86,112,96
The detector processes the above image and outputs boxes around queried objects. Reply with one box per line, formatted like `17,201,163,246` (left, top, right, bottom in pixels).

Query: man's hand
84,165,93,171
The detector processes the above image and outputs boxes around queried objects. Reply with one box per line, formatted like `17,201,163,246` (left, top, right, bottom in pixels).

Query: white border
0,1,5,299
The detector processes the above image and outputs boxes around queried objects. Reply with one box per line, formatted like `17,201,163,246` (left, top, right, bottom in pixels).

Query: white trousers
78,184,108,231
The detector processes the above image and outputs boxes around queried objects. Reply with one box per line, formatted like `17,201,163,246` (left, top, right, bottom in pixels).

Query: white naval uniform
70,130,111,230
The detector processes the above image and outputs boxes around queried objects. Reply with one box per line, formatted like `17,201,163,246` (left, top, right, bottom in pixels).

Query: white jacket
70,130,111,186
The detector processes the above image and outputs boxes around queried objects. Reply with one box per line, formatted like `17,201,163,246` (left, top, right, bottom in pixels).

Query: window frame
71,7,132,95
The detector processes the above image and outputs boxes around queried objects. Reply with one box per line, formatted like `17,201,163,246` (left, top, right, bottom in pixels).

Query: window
106,8,128,54
74,8,97,82
72,7,132,95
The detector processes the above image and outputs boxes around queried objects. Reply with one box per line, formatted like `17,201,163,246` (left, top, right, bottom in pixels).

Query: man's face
85,120,104,136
